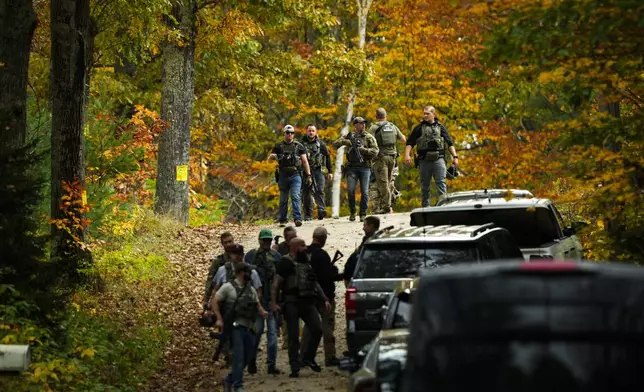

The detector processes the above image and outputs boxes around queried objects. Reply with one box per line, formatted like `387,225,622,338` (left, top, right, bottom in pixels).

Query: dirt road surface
148,213,410,392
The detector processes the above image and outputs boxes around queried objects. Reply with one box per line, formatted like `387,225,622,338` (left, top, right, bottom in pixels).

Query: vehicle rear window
354,243,478,279
411,207,560,248
403,273,644,391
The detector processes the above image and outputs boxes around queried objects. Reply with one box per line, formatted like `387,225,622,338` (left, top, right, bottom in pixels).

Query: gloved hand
306,175,313,186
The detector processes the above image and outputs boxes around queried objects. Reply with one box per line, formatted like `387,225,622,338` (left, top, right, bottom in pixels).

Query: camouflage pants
370,155,399,213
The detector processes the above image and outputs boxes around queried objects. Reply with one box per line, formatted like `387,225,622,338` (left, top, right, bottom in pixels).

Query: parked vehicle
341,328,409,392
380,278,417,331
401,261,644,392
345,224,523,356
410,191,587,260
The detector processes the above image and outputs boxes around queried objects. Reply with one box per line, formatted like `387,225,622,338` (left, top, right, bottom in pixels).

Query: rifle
310,173,319,194
347,133,364,164
331,250,344,264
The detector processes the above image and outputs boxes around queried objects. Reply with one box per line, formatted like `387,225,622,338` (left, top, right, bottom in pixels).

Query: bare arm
212,293,224,323
271,275,284,309
448,145,458,166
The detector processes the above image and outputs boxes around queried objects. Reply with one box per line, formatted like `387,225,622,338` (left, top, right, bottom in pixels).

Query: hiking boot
302,359,322,372
295,220,303,227
247,360,257,374
325,357,340,367
222,377,232,392
359,215,366,222
318,210,326,220
289,370,299,378
268,365,281,375
304,217,312,222
349,213,356,221
279,221,287,227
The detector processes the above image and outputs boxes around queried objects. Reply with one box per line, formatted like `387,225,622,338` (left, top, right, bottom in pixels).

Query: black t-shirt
272,141,307,175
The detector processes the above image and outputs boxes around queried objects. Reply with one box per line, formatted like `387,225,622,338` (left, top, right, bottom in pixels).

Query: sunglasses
284,131,295,134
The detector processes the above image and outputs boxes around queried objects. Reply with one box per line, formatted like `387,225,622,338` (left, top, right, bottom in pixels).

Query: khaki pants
372,155,396,213
301,299,336,362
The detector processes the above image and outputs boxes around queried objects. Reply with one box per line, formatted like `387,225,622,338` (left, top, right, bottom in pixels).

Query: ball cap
352,116,366,124
228,243,244,255
283,124,295,132
259,228,273,240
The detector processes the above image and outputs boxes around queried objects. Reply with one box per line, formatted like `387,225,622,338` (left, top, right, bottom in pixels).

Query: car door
550,204,582,259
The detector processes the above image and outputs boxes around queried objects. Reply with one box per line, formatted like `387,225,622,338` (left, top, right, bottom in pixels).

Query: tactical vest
224,262,236,283
250,249,277,300
417,123,445,152
374,122,397,148
278,142,302,170
284,256,318,299
230,280,258,321
304,139,325,168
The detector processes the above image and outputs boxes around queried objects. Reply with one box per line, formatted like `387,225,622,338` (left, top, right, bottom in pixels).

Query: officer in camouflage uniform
404,106,459,207
203,232,235,309
368,108,406,214
300,124,333,221
244,229,282,375
332,117,379,222
212,262,268,392
268,124,313,227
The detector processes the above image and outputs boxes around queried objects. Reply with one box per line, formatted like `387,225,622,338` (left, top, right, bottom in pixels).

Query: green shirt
368,120,405,156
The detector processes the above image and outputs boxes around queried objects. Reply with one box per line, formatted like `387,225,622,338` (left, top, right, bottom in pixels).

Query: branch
197,0,218,11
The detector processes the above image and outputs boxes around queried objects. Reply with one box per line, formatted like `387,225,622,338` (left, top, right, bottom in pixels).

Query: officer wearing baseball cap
332,116,380,222
244,228,283,375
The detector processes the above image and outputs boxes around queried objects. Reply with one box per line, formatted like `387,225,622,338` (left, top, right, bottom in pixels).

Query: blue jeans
346,166,371,215
250,306,277,367
226,326,255,389
278,172,302,222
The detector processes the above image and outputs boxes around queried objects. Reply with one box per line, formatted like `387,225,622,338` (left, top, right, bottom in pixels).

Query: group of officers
202,217,382,392
269,106,460,226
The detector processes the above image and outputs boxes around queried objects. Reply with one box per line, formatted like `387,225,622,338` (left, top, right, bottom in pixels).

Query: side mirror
571,221,589,232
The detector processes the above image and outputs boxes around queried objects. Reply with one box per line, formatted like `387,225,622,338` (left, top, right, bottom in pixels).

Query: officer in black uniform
300,124,333,220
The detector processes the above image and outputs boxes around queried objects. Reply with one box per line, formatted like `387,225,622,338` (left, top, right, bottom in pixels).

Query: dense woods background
1,0,642,390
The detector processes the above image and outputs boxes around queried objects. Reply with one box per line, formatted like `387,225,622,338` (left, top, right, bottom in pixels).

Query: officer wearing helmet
269,125,313,227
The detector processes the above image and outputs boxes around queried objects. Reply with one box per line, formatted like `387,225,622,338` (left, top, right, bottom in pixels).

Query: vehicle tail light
354,378,377,392
346,287,358,320
520,262,578,271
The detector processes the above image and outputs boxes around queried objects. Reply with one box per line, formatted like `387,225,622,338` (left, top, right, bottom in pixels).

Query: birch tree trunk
155,0,197,226
331,0,373,218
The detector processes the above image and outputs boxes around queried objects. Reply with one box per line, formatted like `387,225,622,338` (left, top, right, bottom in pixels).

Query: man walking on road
203,232,235,308
301,124,333,221
271,238,331,378
404,106,459,207
244,229,282,375
301,227,343,366
332,117,379,222
368,108,406,214
268,124,313,227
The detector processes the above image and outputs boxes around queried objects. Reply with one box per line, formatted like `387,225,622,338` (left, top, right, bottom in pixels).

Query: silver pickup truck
410,189,587,260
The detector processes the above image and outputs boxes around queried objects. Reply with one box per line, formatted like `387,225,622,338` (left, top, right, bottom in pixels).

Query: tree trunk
50,0,92,266
0,0,37,150
155,0,197,226
331,0,373,218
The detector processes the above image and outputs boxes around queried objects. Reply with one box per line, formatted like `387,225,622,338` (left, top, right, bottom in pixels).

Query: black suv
401,261,644,392
345,224,523,356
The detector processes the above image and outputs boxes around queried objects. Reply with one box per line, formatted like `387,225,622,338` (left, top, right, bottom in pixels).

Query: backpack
286,259,318,298
248,249,277,299
374,122,397,148
417,123,445,152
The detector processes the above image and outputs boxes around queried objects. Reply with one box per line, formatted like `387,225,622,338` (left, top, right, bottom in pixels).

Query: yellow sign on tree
176,165,188,182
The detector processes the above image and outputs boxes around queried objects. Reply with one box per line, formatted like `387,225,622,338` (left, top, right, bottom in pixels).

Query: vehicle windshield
355,243,478,279
411,207,560,248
